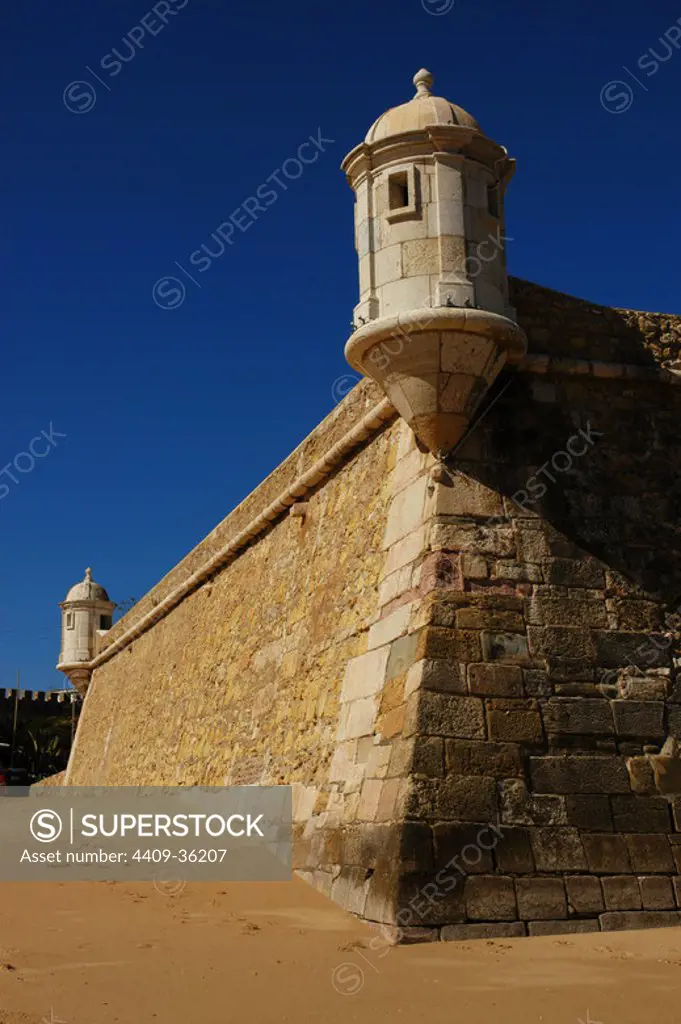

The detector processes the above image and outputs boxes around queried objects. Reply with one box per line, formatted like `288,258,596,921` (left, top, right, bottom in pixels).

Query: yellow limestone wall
67,381,399,793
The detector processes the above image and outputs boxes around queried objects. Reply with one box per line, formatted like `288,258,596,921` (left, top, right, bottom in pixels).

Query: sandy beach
0,877,679,1024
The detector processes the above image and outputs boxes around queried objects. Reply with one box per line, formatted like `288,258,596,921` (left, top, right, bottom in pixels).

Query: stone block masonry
59,279,681,941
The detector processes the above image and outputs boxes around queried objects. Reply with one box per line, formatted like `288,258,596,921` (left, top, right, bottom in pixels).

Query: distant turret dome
63,567,110,604
365,69,480,144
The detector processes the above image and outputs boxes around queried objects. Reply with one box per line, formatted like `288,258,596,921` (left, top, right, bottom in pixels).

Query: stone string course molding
90,392,396,670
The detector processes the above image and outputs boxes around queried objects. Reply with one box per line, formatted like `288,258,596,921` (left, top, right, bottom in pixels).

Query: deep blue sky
3,0,681,689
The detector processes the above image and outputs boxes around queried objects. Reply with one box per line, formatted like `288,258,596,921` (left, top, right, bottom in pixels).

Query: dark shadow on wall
510,277,681,366
446,290,681,615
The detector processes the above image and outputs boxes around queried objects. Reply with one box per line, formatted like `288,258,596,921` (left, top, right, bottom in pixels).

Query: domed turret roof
365,69,480,144
64,567,111,604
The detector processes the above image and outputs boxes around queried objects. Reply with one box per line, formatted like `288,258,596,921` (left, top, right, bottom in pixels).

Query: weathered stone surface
456,608,524,632
413,658,468,695
599,911,681,932
464,876,517,921
565,795,614,832
530,828,587,871
593,631,671,670
431,473,503,518
415,627,482,665
412,736,445,777
528,627,595,660
383,476,428,549
493,826,535,874
331,866,371,916
613,600,663,632
625,834,674,873
492,561,543,583
523,669,552,697
395,822,434,874
368,603,413,651
612,700,665,738
500,780,567,826
619,673,669,702
610,795,671,833
528,920,599,936
582,834,632,873
385,633,419,682
430,523,515,557
445,739,524,779
341,646,391,703
515,878,567,920
441,922,526,941
602,876,642,911
387,737,415,777
433,822,496,874
639,875,675,910
527,595,607,628
468,663,523,697
529,755,630,794
380,925,439,944
565,876,604,914
674,876,681,906
481,632,531,665
397,872,466,927
542,698,614,736
409,776,498,822
461,553,489,580
411,691,486,739
487,699,544,744
544,559,604,588
625,756,657,795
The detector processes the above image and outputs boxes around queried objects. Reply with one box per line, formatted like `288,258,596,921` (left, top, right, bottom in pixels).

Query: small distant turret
56,568,114,694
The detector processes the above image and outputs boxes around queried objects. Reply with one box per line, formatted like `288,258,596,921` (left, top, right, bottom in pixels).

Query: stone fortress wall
66,381,401,795
63,278,681,940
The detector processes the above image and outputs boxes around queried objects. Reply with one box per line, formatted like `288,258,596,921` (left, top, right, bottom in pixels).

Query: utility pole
9,670,20,773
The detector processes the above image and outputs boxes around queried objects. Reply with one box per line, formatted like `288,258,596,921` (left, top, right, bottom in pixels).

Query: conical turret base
345,309,527,459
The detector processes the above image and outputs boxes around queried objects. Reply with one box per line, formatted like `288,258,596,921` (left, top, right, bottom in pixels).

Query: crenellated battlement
1,688,80,705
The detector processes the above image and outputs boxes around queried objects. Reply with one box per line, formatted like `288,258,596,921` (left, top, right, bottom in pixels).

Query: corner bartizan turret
57,568,114,694
342,69,527,457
